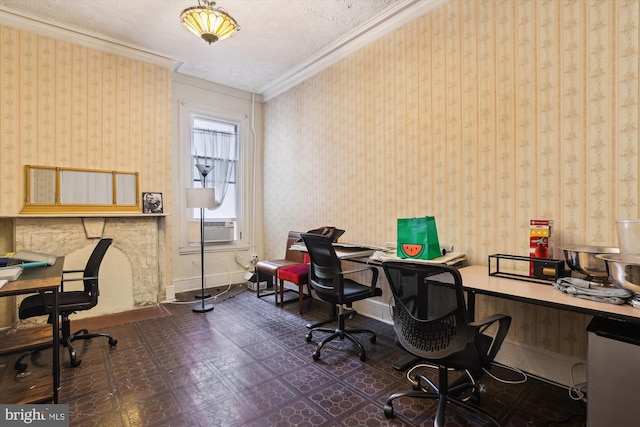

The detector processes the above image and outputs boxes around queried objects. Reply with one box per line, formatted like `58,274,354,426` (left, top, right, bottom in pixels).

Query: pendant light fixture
180,0,240,45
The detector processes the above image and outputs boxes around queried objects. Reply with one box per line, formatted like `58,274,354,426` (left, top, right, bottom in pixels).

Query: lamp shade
180,1,240,45
186,188,215,209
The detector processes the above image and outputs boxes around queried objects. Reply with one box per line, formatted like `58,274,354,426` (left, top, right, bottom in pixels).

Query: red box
530,219,554,276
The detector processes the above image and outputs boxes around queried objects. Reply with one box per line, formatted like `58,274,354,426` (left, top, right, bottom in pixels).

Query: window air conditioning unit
203,221,235,243
189,221,235,243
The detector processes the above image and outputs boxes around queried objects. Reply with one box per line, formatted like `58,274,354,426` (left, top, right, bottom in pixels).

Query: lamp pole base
194,292,211,299
192,303,214,313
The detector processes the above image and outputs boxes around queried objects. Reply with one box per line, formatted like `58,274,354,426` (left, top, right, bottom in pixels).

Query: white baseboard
165,285,176,302
171,271,247,296
352,298,586,388
352,298,394,324
495,340,586,388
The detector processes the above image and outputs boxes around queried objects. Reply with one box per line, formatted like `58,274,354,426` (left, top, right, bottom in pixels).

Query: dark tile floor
1,285,586,426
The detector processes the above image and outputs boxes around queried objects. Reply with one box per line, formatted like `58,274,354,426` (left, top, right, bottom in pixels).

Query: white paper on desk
0,266,21,281
0,279,7,289
13,250,57,266
370,251,466,266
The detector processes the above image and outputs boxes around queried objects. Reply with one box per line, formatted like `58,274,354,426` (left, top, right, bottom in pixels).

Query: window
191,116,238,222
181,102,248,247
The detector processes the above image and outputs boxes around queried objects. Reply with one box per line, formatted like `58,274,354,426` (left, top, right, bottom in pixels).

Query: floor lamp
187,187,215,313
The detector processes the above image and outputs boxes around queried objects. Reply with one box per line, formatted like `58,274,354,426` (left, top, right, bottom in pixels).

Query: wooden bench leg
298,285,304,314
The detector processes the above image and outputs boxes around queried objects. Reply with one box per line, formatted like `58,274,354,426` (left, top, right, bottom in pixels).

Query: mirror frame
21,165,141,214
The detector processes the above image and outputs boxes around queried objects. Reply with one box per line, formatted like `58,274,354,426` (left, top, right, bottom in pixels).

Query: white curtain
192,129,236,209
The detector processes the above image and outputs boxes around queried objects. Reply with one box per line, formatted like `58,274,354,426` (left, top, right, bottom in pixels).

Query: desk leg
467,290,476,321
52,288,59,403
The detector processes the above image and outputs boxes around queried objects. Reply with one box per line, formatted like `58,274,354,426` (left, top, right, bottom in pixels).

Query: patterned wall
0,24,173,324
0,25,172,215
263,0,639,358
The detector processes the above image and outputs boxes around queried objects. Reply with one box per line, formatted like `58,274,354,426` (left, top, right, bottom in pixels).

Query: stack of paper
0,266,23,281
369,250,467,266
13,250,58,266
0,279,7,290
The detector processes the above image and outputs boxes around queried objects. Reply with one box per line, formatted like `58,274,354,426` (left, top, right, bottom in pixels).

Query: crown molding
173,72,263,103
0,1,447,98
0,6,176,70
259,0,447,101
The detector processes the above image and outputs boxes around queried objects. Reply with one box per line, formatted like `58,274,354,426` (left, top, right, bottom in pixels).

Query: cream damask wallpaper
0,25,171,215
263,0,639,359
0,25,172,325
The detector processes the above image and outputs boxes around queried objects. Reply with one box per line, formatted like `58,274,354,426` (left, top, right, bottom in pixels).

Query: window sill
180,241,249,255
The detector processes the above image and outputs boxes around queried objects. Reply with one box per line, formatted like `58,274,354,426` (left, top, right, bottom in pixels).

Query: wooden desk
459,265,640,323
0,257,64,404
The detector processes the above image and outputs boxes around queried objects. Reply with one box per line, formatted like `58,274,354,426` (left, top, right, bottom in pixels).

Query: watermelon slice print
401,244,424,258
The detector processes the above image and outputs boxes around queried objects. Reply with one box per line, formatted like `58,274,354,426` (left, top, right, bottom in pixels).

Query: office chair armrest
470,313,512,362
340,265,379,287
60,274,99,292
61,275,98,283
469,313,509,330
341,266,375,275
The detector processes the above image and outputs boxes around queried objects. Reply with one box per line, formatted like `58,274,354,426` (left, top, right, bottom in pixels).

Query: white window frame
179,101,250,252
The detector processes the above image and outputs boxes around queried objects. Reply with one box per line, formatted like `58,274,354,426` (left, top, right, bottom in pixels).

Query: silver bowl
560,246,620,282
596,254,640,294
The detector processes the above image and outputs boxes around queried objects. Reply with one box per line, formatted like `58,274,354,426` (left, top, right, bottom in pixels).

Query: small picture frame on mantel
142,192,163,214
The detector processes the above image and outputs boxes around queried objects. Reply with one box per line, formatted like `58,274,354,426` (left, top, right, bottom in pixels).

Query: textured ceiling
0,0,437,95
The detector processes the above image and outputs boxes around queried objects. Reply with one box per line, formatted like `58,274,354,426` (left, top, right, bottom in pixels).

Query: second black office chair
16,238,117,371
301,233,381,362
381,260,512,426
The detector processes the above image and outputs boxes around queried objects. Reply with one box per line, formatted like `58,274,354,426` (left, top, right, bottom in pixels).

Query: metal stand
193,207,213,313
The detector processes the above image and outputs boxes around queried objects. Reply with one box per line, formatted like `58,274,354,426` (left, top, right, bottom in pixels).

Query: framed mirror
21,165,141,214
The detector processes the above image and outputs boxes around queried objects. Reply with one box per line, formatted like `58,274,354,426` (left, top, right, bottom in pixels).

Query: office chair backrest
301,233,343,297
83,238,113,299
382,261,475,359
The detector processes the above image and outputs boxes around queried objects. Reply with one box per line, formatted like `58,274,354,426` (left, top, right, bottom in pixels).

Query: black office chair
16,238,117,371
301,233,381,362
381,260,511,426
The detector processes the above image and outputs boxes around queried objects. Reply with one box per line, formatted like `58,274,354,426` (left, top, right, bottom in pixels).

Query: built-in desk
459,265,640,323
0,257,64,404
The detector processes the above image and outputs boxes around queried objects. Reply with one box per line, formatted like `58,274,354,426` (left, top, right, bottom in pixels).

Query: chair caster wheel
69,348,81,367
369,335,376,344
15,362,27,372
109,338,118,347
306,334,312,343
383,404,394,418
312,351,320,360
469,390,481,404
411,380,421,391
359,353,366,362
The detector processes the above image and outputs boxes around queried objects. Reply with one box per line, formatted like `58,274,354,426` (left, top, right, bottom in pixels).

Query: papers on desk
333,246,381,259
0,265,23,281
290,242,383,260
0,279,7,289
13,250,57,266
369,250,467,266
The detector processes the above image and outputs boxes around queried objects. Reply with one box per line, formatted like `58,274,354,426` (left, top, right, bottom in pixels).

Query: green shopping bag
397,216,441,260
